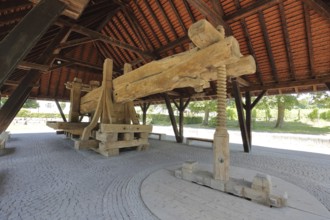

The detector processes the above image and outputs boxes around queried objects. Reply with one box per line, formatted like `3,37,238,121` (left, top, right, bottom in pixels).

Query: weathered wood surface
99,139,149,150
46,121,90,130
114,37,241,103
113,20,255,103
100,124,152,133
30,0,89,19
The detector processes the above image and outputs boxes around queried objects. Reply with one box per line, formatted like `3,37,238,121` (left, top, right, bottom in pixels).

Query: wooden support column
232,78,251,153
54,99,67,122
173,97,191,143
245,91,252,146
0,25,71,133
68,78,82,122
164,94,181,143
140,103,150,125
0,0,66,87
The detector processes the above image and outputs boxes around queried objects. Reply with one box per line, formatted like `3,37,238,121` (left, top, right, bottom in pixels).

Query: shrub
307,109,319,121
320,110,330,121
226,107,237,120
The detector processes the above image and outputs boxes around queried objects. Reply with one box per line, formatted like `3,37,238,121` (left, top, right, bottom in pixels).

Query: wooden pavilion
0,0,329,153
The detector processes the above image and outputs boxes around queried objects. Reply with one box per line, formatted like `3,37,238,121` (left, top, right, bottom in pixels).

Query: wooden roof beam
0,0,66,88
241,75,330,92
57,37,96,50
279,2,296,81
224,0,281,22
56,19,153,59
258,12,279,83
299,0,330,21
303,3,315,78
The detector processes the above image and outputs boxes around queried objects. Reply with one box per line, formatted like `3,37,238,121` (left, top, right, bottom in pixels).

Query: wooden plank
30,0,89,20
68,78,82,122
100,124,152,133
46,121,90,130
0,0,66,87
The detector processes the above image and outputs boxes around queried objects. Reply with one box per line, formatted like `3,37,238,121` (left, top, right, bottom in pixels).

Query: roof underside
0,0,329,104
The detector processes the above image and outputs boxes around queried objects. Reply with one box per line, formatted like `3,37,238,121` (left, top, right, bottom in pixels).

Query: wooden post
0,13,71,133
68,78,82,122
173,97,191,143
164,94,181,143
232,78,251,153
54,99,67,122
245,91,252,146
0,0,66,87
140,103,150,125
123,63,139,125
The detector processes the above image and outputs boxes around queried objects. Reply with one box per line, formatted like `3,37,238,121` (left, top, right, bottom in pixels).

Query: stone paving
0,133,329,220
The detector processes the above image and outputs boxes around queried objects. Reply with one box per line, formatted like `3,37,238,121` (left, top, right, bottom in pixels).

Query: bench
0,131,10,149
186,137,213,145
149,133,166,140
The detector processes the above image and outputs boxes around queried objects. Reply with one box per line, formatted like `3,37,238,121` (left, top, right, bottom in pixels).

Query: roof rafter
258,11,279,83
299,0,330,21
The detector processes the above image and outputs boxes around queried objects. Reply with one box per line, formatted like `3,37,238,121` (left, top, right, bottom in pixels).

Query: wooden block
188,19,225,49
74,139,99,150
100,124,152,133
46,121,90,130
92,148,119,157
123,133,134,141
96,132,118,142
99,139,149,150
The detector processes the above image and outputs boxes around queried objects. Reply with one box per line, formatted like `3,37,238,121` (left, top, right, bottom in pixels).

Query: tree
188,100,217,125
311,92,330,108
23,99,39,109
273,95,298,128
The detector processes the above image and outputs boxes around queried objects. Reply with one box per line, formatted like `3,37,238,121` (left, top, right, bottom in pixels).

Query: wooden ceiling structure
0,0,329,151
0,0,329,104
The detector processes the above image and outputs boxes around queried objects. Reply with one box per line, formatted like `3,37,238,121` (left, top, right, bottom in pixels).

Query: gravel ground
0,132,329,220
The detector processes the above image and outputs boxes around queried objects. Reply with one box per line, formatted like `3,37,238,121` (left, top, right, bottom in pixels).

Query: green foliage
320,111,330,121
23,99,39,109
307,109,319,121
188,100,217,113
148,114,202,125
184,116,203,124
311,92,330,108
226,107,237,120
17,109,31,117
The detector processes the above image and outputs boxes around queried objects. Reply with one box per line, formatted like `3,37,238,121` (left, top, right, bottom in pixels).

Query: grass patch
184,120,330,135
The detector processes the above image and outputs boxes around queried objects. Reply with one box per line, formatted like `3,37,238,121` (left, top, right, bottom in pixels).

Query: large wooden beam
0,26,71,133
299,0,330,21
0,0,66,87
